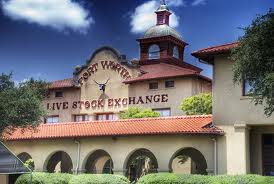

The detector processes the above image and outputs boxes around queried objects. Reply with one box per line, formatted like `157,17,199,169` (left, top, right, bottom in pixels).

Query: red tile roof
191,42,239,63
124,63,211,84
4,115,223,141
48,78,79,89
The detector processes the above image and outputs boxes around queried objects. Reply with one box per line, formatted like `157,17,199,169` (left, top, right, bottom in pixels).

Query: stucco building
1,1,272,184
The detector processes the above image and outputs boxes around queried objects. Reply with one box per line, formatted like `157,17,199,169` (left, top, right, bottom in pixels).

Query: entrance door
262,134,274,176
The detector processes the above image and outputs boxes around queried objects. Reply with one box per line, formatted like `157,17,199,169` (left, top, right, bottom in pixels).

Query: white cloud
192,0,207,6
1,0,93,33
130,0,183,34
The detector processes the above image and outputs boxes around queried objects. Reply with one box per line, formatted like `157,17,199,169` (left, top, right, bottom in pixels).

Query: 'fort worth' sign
46,94,169,110
78,60,132,85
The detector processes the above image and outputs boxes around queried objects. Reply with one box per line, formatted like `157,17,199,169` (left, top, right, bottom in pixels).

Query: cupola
137,0,188,64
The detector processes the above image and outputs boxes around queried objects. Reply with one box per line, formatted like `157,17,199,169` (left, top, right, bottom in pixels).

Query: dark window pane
263,135,273,145
165,81,174,88
149,82,158,89
55,91,63,98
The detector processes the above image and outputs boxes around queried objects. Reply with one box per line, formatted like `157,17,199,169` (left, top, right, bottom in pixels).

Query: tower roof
155,0,170,12
143,24,181,40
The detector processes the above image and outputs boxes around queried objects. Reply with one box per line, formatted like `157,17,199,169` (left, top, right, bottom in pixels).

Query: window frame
45,115,59,124
153,108,171,117
96,113,118,121
149,82,158,90
242,79,254,96
55,91,64,98
74,114,89,122
165,80,175,88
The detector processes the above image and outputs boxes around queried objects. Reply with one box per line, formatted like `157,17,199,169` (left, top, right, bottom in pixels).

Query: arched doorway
169,147,208,175
84,149,113,174
46,151,73,173
9,152,34,184
125,148,158,183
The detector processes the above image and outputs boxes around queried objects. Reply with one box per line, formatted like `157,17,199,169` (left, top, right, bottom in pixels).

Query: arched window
148,44,160,59
173,46,179,59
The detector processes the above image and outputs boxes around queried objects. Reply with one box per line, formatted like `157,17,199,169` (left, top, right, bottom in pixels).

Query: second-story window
165,80,175,88
96,113,118,121
74,114,89,122
46,115,59,123
243,79,254,96
148,44,160,59
149,82,158,90
55,91,63,98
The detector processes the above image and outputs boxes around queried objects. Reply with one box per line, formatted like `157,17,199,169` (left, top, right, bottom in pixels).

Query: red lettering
145,96,153,104
85,101,90,109
153,95,160,103
101,61,110,70
63,102,69,109
161,94,168,102
122,98,128,105
114,98,121,106
72,101,77,109
136,96,144,104
91,100,97,108
98,99,104,108
129,97,136,105
108,99,113,107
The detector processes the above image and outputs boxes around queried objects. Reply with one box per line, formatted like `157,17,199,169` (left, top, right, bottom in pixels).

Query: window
153,108,171,117
55,91,63,98
96,113,118,121
243,80,253,96
149,82,158,90
173,46,179,59
74,114,89,122
165,80,174,88
46,116,59,123
148,44,160,59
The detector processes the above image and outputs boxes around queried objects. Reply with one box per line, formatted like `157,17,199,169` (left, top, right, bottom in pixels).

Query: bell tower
137,0,188,64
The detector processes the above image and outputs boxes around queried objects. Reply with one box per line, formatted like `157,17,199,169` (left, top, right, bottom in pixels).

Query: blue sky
0,0,273,82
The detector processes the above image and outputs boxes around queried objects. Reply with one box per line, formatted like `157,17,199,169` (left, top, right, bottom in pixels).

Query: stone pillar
0,175,8,184
226,124,250,174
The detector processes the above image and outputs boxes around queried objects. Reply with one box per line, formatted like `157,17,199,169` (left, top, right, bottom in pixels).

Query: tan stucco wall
4,135,215,175
212,55,274,175
128,78,210,116
212,55,274,126
0,175,8,184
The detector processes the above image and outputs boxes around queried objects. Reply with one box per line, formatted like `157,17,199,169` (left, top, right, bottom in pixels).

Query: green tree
0,73,48,137
120,106,160,119
231,9,274,116
180,93,212,115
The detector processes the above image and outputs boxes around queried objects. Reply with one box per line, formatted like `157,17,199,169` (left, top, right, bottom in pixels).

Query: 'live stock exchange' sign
47,94,168,110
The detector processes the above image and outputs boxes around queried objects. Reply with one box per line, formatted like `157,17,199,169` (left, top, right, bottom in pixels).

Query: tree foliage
180,93,212,115
0,73,48,137
231,9,274,116
120,106,160,119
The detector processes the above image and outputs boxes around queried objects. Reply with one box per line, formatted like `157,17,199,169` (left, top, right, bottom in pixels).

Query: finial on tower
161,0,166,5
155,0,171,25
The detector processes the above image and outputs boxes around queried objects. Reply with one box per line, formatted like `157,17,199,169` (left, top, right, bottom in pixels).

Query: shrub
15,172,48,184
137,173,274,184
15,172,72,184
68,174,130,184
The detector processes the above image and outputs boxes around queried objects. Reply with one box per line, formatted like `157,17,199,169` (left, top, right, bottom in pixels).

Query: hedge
69,174,130,184
137,173,274,184
15,173,72,184
15,173,129,184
